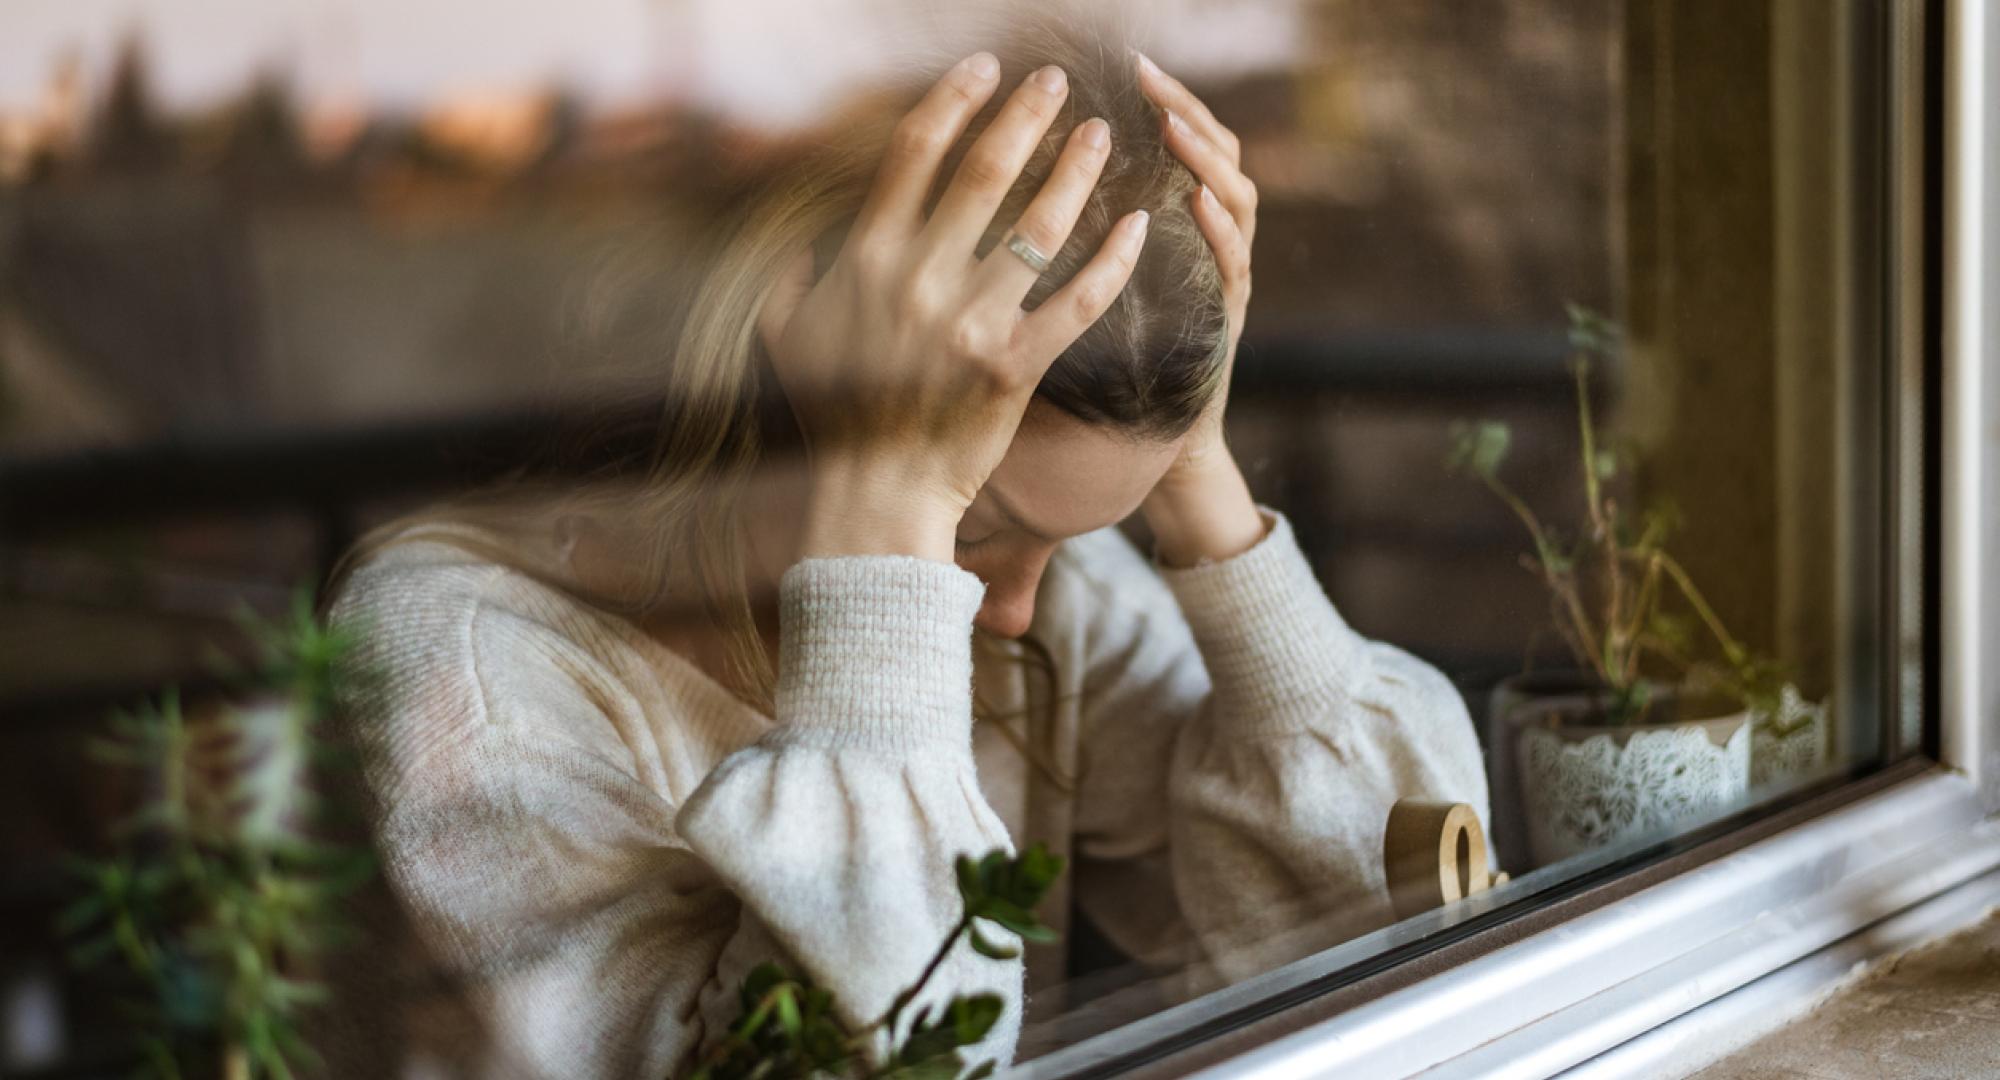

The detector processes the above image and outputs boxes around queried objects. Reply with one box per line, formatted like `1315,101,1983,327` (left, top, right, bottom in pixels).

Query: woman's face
756,242,1184,637
956,399,1184,638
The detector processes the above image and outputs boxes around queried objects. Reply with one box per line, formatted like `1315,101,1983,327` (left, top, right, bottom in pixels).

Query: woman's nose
975,586,1038,639
969,546,1055,639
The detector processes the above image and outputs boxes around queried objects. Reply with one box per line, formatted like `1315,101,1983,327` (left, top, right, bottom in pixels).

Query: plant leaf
954,855,983,906
1565,302,1623,355
966,924,1018,961
948,995,1003,1045
773,985,801,1039
1446,420,1512,479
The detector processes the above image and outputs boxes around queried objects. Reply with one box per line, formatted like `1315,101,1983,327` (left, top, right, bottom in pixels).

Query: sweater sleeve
674,555,1025,1066
328,548,1022,1079
1062,508,1490,987
330,559,730,1079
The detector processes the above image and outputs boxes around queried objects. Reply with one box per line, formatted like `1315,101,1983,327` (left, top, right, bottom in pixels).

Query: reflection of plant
686,845,1065,1080
60,589,374,1080
1448,305,1784,725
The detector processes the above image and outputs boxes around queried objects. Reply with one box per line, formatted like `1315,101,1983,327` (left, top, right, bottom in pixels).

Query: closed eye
954,532,1001,553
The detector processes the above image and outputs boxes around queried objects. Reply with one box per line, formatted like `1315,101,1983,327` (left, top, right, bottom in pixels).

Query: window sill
1023,764,1995,1080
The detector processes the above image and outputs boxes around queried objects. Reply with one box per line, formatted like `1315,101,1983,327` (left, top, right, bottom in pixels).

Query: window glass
0,1,1901,1074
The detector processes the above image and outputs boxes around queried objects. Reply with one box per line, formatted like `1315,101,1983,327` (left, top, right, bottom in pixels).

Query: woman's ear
755,243,819,359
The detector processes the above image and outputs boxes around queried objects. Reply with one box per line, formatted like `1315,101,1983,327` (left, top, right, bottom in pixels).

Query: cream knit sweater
323,507,1489,1078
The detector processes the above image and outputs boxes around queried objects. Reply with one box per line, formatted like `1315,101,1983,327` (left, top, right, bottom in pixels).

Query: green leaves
685,845,1066,1080
1565,301,1622,356
1647,611,1694,654
1445,302,1783,723
965,925,1016,961
236,587,358,700
688,964,856,1080
59,584,374,1079
1445,420,1512,480
954,844,1064,949
885,995,1005,1079
1606,677,1657,726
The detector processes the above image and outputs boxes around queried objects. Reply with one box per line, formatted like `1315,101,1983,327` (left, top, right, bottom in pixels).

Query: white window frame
1019,2,1996,1076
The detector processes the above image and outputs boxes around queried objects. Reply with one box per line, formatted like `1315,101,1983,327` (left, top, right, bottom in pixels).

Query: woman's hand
763,53,1151,564
1132,51,1269,566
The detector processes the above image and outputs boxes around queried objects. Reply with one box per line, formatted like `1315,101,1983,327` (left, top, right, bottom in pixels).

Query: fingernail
1034,65,1068,93
1136,51,1161,77
966,52,999,79
1129,209,1151,235
1166,109,1188,135
1079,118,1109,149
1200,183,1220,209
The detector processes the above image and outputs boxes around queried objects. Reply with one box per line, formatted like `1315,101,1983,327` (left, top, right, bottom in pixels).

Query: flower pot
1484,670,1603,871
1502,683,1752,865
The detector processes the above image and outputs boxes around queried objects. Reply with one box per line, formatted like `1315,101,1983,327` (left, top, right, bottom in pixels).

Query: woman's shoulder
327,524,551,639
325,522,630,711
325,521,683,786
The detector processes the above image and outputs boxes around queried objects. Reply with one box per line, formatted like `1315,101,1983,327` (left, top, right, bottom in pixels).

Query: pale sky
0,0,1307,129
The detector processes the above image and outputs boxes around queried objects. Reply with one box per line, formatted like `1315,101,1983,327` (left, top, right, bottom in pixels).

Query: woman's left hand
1139,50,1255,479
1135,51,1268,564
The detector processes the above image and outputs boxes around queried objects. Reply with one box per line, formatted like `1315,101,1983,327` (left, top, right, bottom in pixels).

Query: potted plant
1448,306,1801,867
60,591,377,1080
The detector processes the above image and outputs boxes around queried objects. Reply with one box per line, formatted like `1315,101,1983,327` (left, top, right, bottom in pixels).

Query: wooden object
1384,800,1509,921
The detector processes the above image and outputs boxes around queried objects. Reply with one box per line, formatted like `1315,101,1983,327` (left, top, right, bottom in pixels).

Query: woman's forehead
981,402,1183,540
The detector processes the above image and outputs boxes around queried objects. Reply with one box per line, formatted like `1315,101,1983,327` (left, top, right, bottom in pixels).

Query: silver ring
1003,231,1052,273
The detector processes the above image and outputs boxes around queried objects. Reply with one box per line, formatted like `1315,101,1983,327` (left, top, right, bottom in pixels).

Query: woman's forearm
1141,450,1267,569
799,465,962,563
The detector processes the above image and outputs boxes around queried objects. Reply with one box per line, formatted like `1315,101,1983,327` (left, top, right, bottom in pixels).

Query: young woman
324,18,1488,1079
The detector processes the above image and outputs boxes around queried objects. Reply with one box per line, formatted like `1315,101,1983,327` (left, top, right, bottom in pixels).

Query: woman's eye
954,533,999,552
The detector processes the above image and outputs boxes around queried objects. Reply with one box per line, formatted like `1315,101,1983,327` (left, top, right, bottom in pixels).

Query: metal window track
1190,769,1992,1080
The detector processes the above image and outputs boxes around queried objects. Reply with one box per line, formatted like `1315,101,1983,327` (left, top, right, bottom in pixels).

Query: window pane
0,1,1904,1074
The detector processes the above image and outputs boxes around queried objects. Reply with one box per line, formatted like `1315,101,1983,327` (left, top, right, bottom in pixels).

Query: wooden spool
1384,800,1509,921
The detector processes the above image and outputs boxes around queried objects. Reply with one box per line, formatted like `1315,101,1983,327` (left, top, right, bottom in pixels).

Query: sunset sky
0,0,1305,129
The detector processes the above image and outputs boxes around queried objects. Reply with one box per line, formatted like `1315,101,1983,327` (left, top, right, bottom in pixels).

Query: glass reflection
0,1,1888,1075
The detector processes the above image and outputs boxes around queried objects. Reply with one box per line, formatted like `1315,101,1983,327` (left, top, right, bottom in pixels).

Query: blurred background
0,0,1620,672
0,0,1877,1074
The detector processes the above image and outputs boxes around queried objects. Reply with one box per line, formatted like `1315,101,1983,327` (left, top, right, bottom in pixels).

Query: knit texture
322,507,1490,1078
769,555,985,755
1158,512,1365,735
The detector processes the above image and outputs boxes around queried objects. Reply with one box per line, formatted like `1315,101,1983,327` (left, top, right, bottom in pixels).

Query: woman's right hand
761,52,1152,564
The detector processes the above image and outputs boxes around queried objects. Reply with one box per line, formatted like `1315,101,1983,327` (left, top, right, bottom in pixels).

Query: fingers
1012,209,1150,366
851,52,1002,243
1190,183,1251,295
921,64,1072,263
1134,51,1241,166
1133,51,1257,250
1161,109,1257,248
971,116,1111,309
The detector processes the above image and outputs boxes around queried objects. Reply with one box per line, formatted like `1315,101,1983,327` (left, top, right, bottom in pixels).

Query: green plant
1447,304,1784,725
685,844,1066,1080
60,588,375,1080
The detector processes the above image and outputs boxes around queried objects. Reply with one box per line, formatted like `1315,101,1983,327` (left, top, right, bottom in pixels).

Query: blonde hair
326,9,1231,716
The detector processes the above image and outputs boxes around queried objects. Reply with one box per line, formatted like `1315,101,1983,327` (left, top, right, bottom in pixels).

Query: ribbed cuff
773,555,987,756
1157,508,1369,735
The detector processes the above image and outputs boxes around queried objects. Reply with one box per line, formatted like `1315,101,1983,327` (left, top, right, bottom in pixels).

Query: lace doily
1517,716,1751,864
